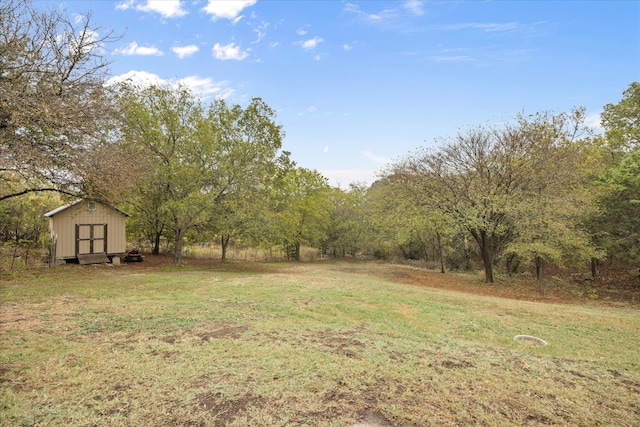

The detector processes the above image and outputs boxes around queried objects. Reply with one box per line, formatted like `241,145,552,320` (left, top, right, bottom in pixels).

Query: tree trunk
480,246,494,283
436,232,445,274
173,227,186,266
591,257,597,279
152,232,161,255
221,235,230,262
294,241,301,262
535,256,544,297
470,230,494,283
463,234,471,270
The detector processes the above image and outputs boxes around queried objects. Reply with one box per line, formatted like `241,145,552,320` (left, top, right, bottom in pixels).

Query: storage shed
44,200,130,263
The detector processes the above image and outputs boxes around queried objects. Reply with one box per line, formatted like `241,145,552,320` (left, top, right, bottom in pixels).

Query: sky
44,0,640,187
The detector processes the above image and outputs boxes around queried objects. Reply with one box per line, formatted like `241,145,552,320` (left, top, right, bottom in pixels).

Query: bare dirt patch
194,392,265,426
195,322,248,342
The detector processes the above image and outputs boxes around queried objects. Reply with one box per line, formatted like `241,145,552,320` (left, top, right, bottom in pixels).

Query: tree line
1,0,638,281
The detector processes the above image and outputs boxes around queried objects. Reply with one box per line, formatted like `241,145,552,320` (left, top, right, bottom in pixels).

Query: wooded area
1,0,639,286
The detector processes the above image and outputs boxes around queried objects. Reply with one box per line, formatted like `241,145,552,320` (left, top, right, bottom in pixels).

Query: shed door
76,224,108,255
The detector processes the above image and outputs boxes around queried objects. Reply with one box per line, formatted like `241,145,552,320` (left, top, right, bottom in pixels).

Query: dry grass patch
1,261,639,426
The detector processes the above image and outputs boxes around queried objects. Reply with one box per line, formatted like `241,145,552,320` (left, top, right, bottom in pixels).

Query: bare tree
0,0,124,203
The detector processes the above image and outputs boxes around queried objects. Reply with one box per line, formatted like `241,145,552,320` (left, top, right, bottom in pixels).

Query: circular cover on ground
513,335,548,345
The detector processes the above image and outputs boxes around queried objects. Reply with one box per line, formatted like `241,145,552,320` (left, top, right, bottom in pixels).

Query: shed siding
49,201,127,259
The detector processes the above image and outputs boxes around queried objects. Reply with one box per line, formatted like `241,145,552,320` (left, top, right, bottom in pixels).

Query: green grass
1,261,639,426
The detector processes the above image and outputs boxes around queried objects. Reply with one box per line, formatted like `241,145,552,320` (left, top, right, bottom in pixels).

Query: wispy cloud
253,21,270,44
212,43,249,60
344,3,397,23
404,0,425,16
116,0,187,18
202,0,256,21
114,41,163,56
106,70,233,99
362,150,389,164
172,44,199,59
430,55,475,63
436,22,520,33
297,106,317,116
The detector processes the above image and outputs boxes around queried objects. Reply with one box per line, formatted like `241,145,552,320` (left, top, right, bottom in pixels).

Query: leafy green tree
589,83,640,266
368,176,459,270
390,109,598,283
269,167,331,261
324,183,373,258
502,112,603,292
591,150,640,263
118,84,223,265
601,82,640,151
119,85,288,264
204,98,288,261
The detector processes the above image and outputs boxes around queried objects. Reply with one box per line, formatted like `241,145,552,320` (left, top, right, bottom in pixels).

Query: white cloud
114,41,163,56
203,0,256,21
172,44,199,58
323,146,329,153
177,75,233,98
300,37,323,50
212,43,249,60
297,28,308,36
584,112,602,129
404,0,424,16
115,0,134,11
117,1,188,18
362,150,389,164
343,44,353,51
106,70,166,87
106,71,233,99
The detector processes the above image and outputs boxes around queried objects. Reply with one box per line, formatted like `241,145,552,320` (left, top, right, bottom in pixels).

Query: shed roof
44,200,131,218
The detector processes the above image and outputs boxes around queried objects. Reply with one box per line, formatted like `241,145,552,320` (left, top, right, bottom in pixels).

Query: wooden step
77,252,110,264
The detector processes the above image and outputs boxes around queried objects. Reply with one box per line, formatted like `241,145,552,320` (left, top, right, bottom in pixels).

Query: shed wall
49,201,127,259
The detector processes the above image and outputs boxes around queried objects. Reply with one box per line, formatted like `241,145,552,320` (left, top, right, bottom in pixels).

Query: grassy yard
1,261,639,426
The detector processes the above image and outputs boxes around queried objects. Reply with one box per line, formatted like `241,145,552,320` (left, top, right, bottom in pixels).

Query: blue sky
48,0,639,187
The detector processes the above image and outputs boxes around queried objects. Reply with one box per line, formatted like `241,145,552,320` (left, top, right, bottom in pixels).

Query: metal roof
44,200,131,217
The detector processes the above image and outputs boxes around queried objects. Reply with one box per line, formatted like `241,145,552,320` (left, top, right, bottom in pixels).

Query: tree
502,111,603,292
269,167,331,261
118,84,221,265
324,183,373,258
591,83,640,264
591,150,640,263
601,82,640,151
391,110,598,283
1,0,125,203
119,85,288,264
204,98,288,261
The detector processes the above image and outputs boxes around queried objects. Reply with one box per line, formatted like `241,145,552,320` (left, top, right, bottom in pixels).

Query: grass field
1,260,639,426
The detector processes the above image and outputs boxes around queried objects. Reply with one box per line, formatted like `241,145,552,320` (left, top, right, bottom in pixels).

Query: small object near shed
44,200,130,263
